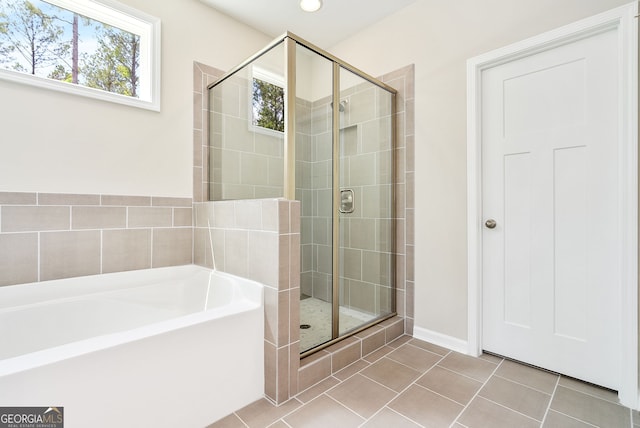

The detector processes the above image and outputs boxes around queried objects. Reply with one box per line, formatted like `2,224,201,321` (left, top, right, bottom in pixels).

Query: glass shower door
338,67,395,336
297,44,395,355
297,44,335,352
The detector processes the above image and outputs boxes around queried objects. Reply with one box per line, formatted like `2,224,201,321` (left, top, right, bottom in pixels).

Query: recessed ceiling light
300,0,322,13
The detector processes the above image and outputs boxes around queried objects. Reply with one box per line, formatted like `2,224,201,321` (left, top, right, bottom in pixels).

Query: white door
481,26,620,389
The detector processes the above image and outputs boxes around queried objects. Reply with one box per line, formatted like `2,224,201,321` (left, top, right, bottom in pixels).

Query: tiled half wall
193,199,301,404
0,192,193,286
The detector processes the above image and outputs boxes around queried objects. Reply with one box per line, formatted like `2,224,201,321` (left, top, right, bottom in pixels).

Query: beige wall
330,0,632,340
0,0,270,197
2,0,629,343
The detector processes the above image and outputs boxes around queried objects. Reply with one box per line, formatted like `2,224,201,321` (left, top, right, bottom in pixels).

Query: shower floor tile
299,297,375,352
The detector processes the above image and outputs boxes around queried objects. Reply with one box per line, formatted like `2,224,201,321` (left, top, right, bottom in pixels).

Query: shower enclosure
208,33,396,355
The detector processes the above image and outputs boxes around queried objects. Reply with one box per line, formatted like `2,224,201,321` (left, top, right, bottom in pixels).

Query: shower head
331,100,348,112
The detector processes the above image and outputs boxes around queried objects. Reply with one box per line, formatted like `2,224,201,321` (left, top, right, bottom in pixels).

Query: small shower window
250,65,284,133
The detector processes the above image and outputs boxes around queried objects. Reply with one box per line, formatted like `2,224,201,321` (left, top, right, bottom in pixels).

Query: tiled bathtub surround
193,62,224,203
193,199,301,404
0,192,192,286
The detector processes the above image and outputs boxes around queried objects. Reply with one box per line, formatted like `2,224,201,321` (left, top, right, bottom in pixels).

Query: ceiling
198,0,418,49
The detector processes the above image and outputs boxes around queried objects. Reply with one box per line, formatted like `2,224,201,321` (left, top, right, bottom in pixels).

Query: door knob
485,219,497,229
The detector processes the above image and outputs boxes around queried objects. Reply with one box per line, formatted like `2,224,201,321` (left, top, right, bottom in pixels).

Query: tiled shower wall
297,83,396,317
0,192,192,287
382,64,415,336
209,73,285,200
295,96,330,302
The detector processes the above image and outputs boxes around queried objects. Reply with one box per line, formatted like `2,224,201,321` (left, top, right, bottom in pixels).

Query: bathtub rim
0,265,264,377
0,264,230,310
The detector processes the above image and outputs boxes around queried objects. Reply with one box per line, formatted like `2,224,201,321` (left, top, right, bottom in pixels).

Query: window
0,0,160,110
251,65,284,133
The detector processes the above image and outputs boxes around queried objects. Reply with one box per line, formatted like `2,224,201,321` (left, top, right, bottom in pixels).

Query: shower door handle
340,189,355,213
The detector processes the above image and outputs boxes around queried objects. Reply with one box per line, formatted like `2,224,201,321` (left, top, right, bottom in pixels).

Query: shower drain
300,324,311,329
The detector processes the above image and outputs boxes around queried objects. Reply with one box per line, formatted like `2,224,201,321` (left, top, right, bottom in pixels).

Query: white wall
330,0,632,341
0,0,271,197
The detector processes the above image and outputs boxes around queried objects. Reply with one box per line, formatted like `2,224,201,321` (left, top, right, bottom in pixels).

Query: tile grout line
410,381,473,408
538,373,560,426
491,373,556,397
475,396,544,425
435,361,500,384
37,231,41,282
403,340,450,358
382,407,427,428
450,355,505,427
269,418,293,428
265,397,306,427
548,409,600,428
321,392,368,424
558,381,623,405
357,344,452,427
231,410,250,428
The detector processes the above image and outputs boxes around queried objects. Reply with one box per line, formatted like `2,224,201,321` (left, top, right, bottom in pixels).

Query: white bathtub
0,265,264,428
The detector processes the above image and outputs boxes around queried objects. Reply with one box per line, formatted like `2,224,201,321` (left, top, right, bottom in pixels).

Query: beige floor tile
206,413,245,428
416,365,483,405
478,353,504,364
550,386,631,427
361,357,421,392
326,373,397,419
235,398,301,428
334,359,370,381
208,340,636,428
408,338,450,356
388,384,463,427
361,407,422,428
283,395,364,428
457,396,540,428
542,410,596,428
558,376,620,403
296,376,340,403
387,343,442,372
362,345,394,363
494,359,559,394
387,335,412,348
438,351,498,382
479,376,551,421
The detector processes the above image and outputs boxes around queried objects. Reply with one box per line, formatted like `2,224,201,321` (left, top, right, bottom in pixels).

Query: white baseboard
412,326,469,355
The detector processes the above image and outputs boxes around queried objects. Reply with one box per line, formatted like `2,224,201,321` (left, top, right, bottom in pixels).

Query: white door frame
466,2,638,409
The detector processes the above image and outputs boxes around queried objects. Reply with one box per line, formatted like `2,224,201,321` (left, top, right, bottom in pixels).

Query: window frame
249,64,285,136
0,0,161,111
